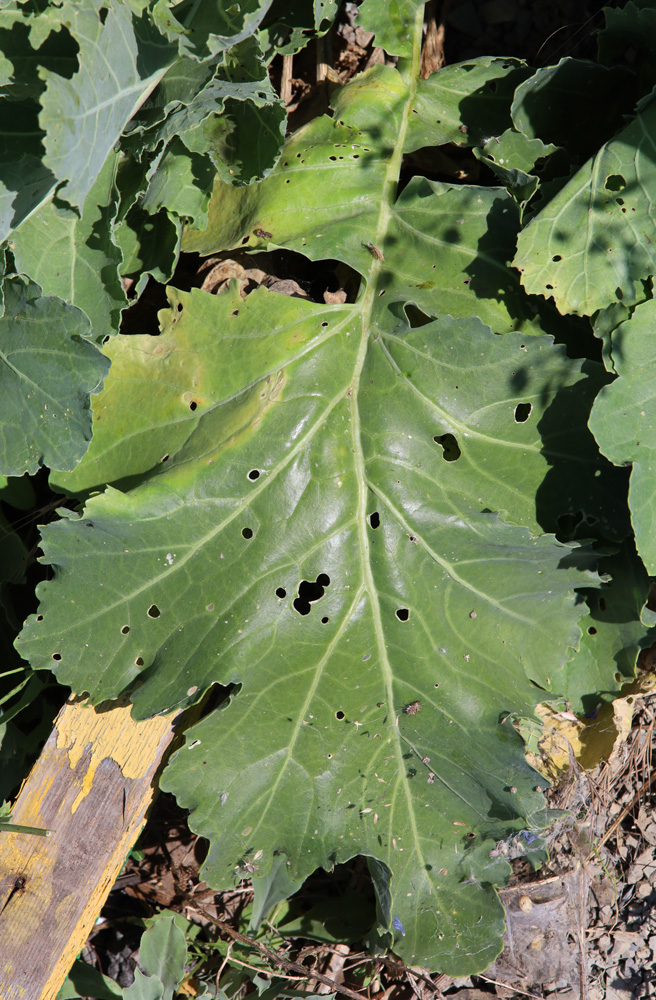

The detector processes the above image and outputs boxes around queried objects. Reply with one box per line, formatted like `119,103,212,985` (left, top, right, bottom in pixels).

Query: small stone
637,946,651,959
597,933,612,952
637,882,653,898
609,930,642,960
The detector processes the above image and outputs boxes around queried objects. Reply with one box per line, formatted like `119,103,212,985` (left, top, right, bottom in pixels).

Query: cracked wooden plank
0,695,181,1000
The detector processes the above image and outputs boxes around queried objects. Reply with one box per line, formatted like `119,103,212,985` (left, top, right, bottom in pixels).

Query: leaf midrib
348,5,429,900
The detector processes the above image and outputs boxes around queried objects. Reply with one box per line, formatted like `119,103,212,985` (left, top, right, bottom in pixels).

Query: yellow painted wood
0,695,180,1000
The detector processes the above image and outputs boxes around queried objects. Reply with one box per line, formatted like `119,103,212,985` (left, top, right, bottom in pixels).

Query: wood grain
0,695,181,1000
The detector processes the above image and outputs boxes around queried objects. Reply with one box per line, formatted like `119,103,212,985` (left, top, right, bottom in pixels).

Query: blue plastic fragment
519,830,537,844
392,916,405,936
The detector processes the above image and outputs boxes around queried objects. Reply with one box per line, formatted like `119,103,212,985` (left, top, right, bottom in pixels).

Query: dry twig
193,905,366,1000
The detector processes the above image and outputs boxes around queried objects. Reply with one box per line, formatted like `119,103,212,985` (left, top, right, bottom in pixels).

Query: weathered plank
0,695,180,1000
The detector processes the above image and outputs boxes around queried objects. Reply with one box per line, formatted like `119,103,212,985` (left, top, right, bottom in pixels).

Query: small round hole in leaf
36,614,43,622
147,604,160,619
276,587,286,599
52,652,61,661
189,401,197,411
241,527,253,539
321,616,329,624
588,626,597,635
369,511,380,529
135,656,144,666
514,403,532,423
396,608,410,622
121,625,130,635
248,469,260,481
335,710,345,720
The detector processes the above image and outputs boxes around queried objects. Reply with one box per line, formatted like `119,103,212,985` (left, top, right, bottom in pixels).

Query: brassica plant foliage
2,0,656,978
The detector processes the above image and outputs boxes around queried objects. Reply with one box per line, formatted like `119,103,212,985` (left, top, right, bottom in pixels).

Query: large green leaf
19,279,596,974
0,277,109,476
589,298,656,572
514,97,656,316
10,150,126,339
18,19,604,975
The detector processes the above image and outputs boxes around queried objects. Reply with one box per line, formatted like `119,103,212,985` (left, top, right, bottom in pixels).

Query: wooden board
0,695,181,1000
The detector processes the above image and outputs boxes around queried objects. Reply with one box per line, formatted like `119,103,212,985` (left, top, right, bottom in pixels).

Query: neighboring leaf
407,57,531,151
127,36,286,186
276,891,375,944
514,97,656,316
204,94,286,185
597,0,656,96
259,0,339,56
0,8,77,242
250,853,303,931
123,970,166,1000
0,277,109,476
57,960,123,1000
10,150,127,339
589,298,656,571
0,473,35,510
560,541,652,712
356,0,426,57
172,0,275,61
50,301,216,495
39,1,177,210
473,129,554,208
115,205,181,286
511,59,634,162
476,130,554,176
138,911,188,1000
535,359,632,543
140,138,214,226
